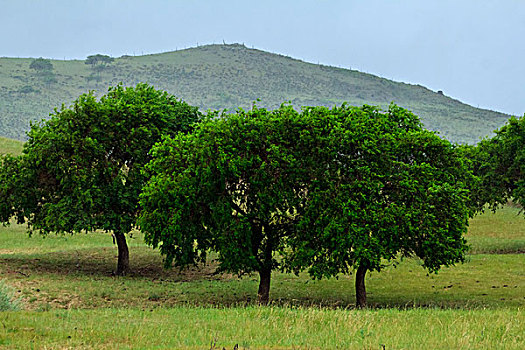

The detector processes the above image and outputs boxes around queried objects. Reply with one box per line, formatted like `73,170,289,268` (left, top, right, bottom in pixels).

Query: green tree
0,83,200,275
29,57,53,72
29,58,56,85
139,104,473,306
85,54,114,66
139,105,318,304
0,155,24,223
287,105,473,307
474,115,525,212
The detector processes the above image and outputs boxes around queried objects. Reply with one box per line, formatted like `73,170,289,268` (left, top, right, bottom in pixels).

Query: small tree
287,105,473,307
29,57,53,72
474,115,525,212
0,83,200,275
85,54,114,66
29,58,56,86
139,105,317,304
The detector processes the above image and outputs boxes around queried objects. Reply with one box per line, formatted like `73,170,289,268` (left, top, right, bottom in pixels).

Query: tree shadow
0,246,504,310
0,246,219,282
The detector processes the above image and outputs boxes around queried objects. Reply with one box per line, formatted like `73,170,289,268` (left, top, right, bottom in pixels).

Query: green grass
0,207,523,310
466,205,525,254
0,44,510,143
1,307,523,349
0,206,522,348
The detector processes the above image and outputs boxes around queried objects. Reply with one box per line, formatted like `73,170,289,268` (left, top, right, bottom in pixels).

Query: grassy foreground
1,307,523,349
0,206,523,348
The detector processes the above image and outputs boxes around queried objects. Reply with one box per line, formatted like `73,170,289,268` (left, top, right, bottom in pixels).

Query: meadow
0,205,523,349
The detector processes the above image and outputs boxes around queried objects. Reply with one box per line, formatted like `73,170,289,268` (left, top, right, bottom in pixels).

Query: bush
0,280,21,311
18,85,39,94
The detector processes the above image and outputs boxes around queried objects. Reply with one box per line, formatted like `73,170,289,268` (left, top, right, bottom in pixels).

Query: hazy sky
1,0,524,116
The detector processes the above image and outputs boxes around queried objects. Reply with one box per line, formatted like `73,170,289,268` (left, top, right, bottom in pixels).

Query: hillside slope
0,136,23,155
0,44,509,143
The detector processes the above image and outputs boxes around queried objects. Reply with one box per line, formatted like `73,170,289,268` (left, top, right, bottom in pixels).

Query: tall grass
0,307,523,349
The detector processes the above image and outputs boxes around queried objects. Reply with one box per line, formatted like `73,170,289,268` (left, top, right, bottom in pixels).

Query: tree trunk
114,231,129,276
355,264,368,308
257,269,271,305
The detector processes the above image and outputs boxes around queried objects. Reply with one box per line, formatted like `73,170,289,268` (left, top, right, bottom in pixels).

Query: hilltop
0,43,510,143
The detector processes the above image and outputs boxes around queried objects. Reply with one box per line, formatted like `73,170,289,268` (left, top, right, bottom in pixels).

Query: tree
139,105,317,304
474,115,525,212
29,58,56,86
85,54,114,66
29,58,53,72
0,155,24,224
0,83,200,275
139,103,473,306
286,104,473,307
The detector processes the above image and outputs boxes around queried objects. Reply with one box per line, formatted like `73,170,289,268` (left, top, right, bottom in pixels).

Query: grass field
0,205,523,348
1,307,522,349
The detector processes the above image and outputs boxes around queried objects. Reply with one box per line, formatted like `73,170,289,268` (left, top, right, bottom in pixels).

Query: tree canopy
139,105,316,304
85,54,114,66
286,105,473,307
473,115,525,213
29,57,53,72
28,58,56,85
139,103,473,306
0,83,201,275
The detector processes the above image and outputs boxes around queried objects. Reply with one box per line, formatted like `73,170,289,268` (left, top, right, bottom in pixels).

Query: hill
0,43,510,143
0,136,23,155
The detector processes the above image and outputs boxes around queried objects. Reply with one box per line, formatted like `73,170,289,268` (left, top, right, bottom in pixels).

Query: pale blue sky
1,0,524,116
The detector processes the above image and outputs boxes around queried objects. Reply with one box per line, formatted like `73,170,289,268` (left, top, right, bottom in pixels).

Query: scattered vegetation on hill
0,44,510,142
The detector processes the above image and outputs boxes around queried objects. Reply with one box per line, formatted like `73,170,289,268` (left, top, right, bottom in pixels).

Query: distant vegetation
0,44,510,142
29,57,57,86
85,54,114,67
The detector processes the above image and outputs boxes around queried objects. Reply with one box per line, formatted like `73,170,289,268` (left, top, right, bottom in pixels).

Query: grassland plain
0,44,510,143
0,205,523,349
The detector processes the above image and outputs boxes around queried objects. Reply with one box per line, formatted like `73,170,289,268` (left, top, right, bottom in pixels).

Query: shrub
0,280,21,311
